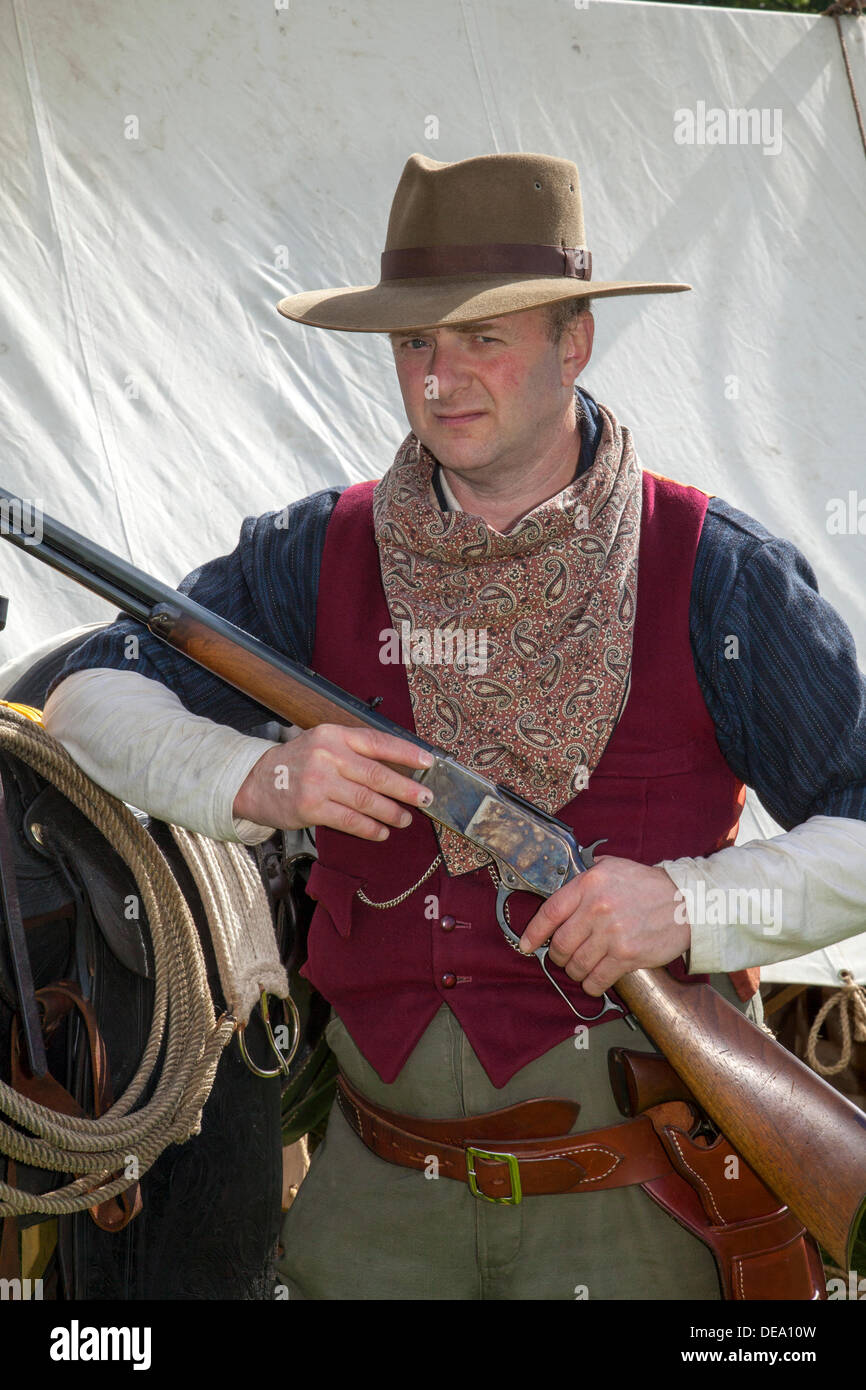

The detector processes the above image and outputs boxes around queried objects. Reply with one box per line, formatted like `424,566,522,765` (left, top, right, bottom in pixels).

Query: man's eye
405,338,429,349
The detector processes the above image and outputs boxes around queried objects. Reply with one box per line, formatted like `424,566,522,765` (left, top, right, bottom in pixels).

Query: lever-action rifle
2,485,865,1268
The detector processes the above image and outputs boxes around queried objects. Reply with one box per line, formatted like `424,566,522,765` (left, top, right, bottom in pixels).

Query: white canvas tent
1,0,864,983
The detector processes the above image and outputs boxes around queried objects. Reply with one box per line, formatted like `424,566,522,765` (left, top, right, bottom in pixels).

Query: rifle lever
493,873,636,1028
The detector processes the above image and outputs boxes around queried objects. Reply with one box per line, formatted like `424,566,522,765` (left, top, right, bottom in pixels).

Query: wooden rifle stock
616,969,866,1270
155,610,866,1270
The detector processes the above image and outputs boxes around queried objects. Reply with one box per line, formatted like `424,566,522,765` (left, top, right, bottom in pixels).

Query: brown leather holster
609,1047,826,1300
637,1101,825,1300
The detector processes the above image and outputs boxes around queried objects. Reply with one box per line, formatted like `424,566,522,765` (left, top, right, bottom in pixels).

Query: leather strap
0,768,48,1074
12,982,113,1116
0,1160,20,1282
380,242,592,282
336,1074,671,1199
10,980,142,1232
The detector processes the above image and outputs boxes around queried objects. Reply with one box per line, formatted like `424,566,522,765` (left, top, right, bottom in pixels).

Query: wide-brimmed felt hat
276,152,690,333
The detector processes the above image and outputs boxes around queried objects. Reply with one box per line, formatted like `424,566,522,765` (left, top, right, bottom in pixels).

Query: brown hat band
380,243,592,282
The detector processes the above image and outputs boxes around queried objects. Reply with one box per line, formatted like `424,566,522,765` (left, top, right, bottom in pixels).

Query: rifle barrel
0,486,431,748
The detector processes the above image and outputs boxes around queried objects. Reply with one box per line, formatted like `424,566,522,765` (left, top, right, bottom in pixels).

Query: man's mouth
434,411,486,423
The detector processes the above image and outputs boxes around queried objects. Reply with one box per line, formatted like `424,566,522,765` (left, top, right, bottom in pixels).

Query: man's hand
518,856,690,997
232,724,435,840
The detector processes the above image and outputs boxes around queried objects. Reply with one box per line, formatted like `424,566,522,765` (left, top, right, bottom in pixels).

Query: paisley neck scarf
372,400,642,874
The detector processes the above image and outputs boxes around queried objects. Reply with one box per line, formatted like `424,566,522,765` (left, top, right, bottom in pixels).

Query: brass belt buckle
465,1146,522,1205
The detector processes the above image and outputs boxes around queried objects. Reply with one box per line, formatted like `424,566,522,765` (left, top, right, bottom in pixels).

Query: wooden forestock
149,609,422,777
159,611,866,1269
153,612,373,732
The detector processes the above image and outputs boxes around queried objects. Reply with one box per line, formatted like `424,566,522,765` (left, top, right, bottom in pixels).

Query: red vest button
440,915,456,931
441,972,457,989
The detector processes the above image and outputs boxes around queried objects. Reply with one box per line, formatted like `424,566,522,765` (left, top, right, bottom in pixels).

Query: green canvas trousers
277,978,762,1301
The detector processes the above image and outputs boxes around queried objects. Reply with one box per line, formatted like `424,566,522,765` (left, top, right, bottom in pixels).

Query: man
44,153,866,1300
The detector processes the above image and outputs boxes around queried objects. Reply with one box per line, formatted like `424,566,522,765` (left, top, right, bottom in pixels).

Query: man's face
388,305,593,481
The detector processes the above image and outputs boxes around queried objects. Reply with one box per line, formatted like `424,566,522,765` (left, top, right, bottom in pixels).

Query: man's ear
560,312,594,387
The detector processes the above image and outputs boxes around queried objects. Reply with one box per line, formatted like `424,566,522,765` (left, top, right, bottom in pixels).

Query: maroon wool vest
302,470,751,1087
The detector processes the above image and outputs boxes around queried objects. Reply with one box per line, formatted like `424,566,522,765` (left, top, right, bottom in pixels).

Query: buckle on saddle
465,1146,522,1205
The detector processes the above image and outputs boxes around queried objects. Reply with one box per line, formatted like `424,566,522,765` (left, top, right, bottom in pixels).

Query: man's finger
579,956,626,998
518,879,584,953
338,749,435,813
560,936,607,982
343,726,435,772
321,798,398,843
341,778,419,828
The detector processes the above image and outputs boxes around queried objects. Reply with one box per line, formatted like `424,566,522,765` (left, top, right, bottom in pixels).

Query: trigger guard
495,883,523,949
579,837,608,871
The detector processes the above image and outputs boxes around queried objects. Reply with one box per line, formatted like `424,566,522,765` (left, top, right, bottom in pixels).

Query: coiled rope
0,705,236,1218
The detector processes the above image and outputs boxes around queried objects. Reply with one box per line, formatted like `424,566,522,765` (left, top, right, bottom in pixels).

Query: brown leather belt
336,1072,827,1300
336,1074,672,1204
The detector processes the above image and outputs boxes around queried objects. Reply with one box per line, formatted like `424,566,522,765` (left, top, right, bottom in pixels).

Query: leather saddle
0,638,324,1300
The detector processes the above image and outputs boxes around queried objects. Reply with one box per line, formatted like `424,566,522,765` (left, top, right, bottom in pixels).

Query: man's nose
427,341,472,396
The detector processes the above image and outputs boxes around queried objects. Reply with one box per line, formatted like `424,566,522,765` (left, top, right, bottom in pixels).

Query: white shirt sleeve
42,668,278,844
658,815,866,973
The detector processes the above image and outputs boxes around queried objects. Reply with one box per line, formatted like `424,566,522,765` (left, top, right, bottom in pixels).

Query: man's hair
545,297,593,343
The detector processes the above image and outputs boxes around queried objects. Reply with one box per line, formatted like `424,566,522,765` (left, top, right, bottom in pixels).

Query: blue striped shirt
51,390,866,831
